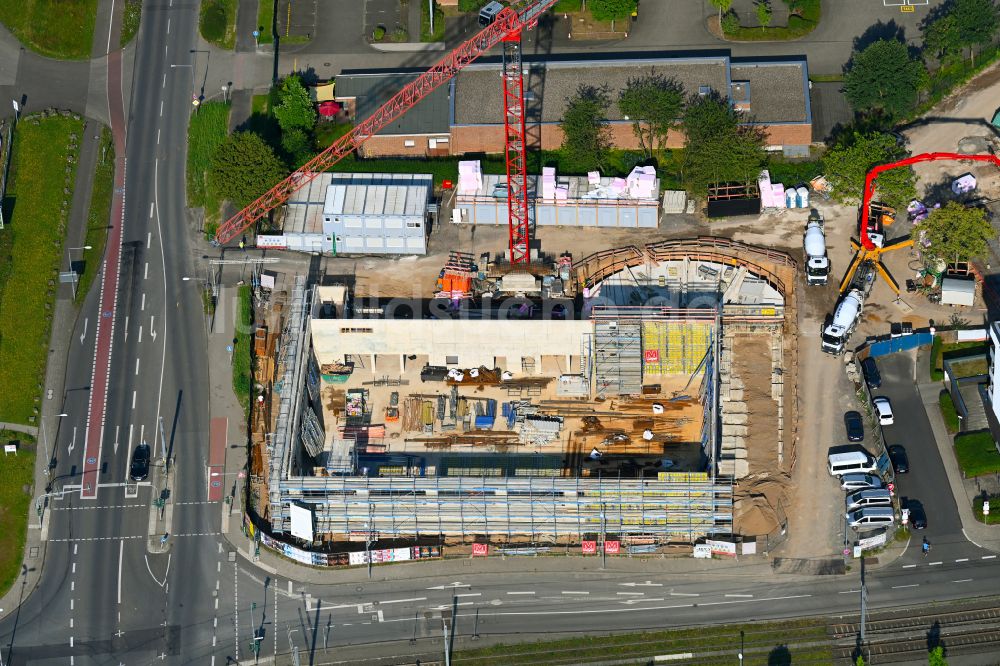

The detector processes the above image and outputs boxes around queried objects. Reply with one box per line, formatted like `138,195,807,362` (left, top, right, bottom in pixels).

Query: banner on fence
472,543,489,557
857,532,887,551
604,540,620,554
706,540,737,557
693,544,712,559
581,540,597,555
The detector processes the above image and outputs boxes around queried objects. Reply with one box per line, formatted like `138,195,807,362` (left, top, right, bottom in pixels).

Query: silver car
845,488,892,512
847,507,895,530
840,473,885,492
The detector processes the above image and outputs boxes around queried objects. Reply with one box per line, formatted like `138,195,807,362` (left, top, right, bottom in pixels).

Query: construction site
217,0,802,555
241,236,797,551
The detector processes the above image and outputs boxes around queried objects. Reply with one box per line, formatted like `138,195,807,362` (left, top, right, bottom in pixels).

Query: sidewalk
916,348,1000,552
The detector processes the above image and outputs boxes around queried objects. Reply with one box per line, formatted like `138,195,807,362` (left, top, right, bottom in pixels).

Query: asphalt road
873,351,965,554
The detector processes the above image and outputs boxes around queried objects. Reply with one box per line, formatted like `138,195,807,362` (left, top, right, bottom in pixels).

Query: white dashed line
135,358,140,375
506,591,535,595
725,594,753,598
141,293,145,311
161,74,166,89
160,100,163,117
149,202,154,218
167,18,170,34
146,231,151,248
379,597,427,605
131,391,136,409
156,129,160,145
955,558,969,562
839,589,860,594
929,561,942,566
953,579,973,583
455,593,481,598
902,564,916,568
669,592,700,597
892,584,919,589
617,592,645,596
561,591,589,595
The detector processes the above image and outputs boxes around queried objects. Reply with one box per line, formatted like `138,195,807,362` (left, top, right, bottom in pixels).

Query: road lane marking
455,593,481,598
70,617,73,627
902,564,916,568
955,558,969,562
74,544,77,555
668,592,700,597
161,74,165,89
144,262,148,280
70,599,74,610
157,129,160,145
68,427,77,455
114,425,120,454
839,589,860,594
929,561,942,566
953,579,973,583
141,293,145,311
135,358,140,375
70,636,73,647
117,539,124,604
149,202,154,218
80,317,88,344
152,157,170,484
138,325,143,343
160,100,163,117
724,594,753,598
562,591,589,595
378,597,426,605
506,591,534,595
146,231,151,248
72,562,75,573
132,390,136,409
984,555,997,560
892,584,919,589
71,581,74,591
617,592,645,596
167,18,170,33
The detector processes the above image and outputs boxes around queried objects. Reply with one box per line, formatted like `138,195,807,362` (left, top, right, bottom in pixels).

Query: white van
846,507,895,530
828,451,878,476
845,488,892,512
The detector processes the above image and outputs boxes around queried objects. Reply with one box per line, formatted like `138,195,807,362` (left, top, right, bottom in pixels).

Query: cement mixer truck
804,212,829,285
821,261,875,355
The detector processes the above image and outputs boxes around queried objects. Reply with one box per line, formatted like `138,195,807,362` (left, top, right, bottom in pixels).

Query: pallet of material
446,366,501,386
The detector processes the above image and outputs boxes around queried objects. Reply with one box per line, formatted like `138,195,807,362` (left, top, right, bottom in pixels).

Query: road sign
985,500,990,516
226,345,234,353
887,482,895,494
252,30,260,37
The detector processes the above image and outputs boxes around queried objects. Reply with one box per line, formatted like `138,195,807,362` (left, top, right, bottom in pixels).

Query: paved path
0,422,38,437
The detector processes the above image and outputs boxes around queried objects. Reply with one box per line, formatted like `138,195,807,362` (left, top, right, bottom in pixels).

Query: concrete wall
311,318,592,369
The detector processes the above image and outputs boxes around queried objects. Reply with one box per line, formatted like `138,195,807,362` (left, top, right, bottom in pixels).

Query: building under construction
247,238,796,549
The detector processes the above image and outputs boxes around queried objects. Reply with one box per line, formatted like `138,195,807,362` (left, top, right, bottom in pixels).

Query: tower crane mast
215,0,558,264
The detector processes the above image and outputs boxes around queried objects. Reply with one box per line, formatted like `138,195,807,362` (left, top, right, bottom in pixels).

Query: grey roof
325,173,433,217
729,63,808,123
455,58,729,125
454,56,808,126
335,72,451,135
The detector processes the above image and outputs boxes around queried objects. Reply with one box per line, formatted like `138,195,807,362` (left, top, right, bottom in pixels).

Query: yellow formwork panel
642,322,712,375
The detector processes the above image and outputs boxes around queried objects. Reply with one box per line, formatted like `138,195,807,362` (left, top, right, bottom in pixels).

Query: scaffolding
273,474,734,543
593,321,642,397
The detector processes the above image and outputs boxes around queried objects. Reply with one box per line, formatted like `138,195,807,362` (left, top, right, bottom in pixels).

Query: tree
680,92,767,197
844,39,925,119
588,0,638,21
280,128,313,165
822,132,916,209
756,0,773,29
928,645,948,666
921,201,994,264
922,12,962,61
559,84,613,171
209,131,289,209
617,74,685,157
710,0,733,21
953,0,1000,65
272,75,317,134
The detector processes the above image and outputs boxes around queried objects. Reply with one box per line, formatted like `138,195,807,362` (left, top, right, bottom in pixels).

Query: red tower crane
215,0,558,264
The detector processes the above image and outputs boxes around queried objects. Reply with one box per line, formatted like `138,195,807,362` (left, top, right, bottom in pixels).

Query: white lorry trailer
804,212,829,285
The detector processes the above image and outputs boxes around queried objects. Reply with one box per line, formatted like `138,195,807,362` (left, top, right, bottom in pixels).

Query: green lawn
0,114,84,424
251,94,269,116
233,285,253,414
256,0,274,44
0,0,97,59
0,430,36,599
186,101,231,232
77,127,114,304
947,357,989,378
199,0,237,49
120,0,142,47
939,389,960,434
454,618,830,665
421,0,446,42
723,0,820,41
954,431,1000,477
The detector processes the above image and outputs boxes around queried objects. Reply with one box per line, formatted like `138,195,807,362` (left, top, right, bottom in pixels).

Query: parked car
888,444,910,474
905,498,927,529
846,506,895,530
840,473,885,492
861,357,882,389
873,397,894,425
846,488,892,512
130,442,150,482
844,411,865,442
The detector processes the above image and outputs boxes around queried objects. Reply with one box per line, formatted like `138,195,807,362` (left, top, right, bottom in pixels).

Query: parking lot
863,351,964,546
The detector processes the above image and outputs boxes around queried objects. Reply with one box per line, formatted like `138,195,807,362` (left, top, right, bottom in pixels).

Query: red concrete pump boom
215,0,558,264
859,151,1000,249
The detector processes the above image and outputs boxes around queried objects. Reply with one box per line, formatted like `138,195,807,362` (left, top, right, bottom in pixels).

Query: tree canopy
922,0,999,63
709,0,733,19
921,201,994,263
209,131,289,209
680,92,767,197
822,132,916,209
617,74,685,157
756,1,773,29
844,39,925,119
559,84,613,171
588,0,638,21
272,75,317,134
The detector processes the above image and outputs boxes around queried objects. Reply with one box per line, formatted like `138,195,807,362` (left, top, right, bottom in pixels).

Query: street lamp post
221,85,229,104
11,99,19,123
40,412,68,477
66,245,92,300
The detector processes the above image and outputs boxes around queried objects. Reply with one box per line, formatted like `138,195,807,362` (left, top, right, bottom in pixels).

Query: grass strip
723,0,820,41
233,285,253,414
974,495,1000,524
0,114,84,424
77,127,114,304
454,618,828,665
256,0,274,44
0,0,97,59
939,389,960,433
954,430,1000,478
186,101,231,230
120,0,142,47
421,0,446,42
199,0,237,49
0,430,36,599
